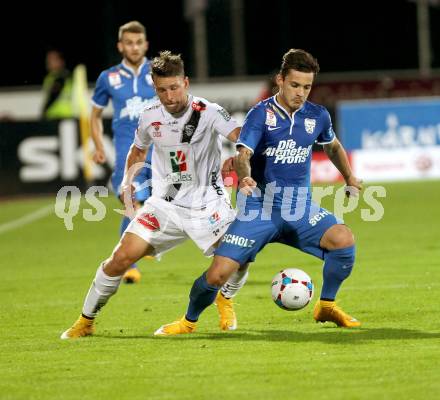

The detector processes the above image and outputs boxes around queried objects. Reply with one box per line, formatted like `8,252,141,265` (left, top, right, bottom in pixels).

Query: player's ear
275,73,283,87
117,41,123,54
183,76,189,88
144,40,149,52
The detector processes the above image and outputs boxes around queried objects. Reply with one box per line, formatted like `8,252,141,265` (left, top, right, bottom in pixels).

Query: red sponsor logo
136,213,160,231
191,102,206,112
151,121,162,131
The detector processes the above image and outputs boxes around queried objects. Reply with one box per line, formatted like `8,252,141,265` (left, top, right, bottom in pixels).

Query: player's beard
124,52,144,68
291,97,304,110
166,96,189,116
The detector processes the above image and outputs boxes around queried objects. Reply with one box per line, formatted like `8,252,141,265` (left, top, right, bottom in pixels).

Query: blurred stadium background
1,1,440,399
1,0,440,195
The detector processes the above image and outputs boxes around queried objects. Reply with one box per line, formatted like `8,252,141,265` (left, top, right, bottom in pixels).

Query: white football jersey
134,95,239,208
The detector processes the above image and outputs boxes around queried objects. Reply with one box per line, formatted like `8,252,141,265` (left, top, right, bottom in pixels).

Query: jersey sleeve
133,111,152,149
91,71,110,108
236,105,265,153
315,108,336,145
210,104,240,138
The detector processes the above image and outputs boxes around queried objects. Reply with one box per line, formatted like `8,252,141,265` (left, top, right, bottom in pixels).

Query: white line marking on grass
0,204,53,234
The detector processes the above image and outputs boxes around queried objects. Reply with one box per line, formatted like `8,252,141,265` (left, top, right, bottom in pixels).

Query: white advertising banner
352,146,440,182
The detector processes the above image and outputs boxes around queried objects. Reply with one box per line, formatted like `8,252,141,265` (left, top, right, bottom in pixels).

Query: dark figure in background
41,49,74,119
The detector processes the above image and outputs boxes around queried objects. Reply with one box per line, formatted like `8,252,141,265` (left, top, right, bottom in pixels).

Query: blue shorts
112,143,152,202
215,201,342,264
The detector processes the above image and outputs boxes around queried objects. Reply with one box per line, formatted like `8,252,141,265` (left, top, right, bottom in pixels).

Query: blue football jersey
237,96,335,204
91,58,157,140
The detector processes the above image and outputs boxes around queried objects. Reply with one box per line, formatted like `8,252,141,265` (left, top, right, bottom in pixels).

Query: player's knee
206,257,238,287
206,269,229,287
322,225,355,250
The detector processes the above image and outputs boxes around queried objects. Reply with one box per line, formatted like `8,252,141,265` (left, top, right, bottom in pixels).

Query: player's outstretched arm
235,146,256,196
226,127,241,143
90,106,106,164
221,127,241,174
323,138,362,196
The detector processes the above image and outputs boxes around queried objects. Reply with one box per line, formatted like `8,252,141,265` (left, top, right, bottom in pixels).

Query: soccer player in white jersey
61,51,247,339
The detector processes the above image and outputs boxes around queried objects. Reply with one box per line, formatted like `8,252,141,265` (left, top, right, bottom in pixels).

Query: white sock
82,264,122,318
220,269,249,299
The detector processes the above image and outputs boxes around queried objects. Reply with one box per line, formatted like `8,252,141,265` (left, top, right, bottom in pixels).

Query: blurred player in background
90,21,156,283
61,51,248,339
41,49,74,119
155,48,363,336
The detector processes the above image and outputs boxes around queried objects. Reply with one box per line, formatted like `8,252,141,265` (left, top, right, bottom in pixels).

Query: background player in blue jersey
155,48,363,336
90,21,156,283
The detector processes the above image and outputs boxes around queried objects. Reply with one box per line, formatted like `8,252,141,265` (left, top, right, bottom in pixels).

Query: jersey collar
120,57,147,77
272,95,305,119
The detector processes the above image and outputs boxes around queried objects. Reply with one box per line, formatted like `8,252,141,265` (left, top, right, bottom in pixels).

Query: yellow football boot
122,267,142,284
313,300,361,328
60,315,95,339
215,292,237,331
154,316,197,336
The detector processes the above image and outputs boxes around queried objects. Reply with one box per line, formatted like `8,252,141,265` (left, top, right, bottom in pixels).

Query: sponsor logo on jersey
170,150,187,172
183,124,195,138
166,151,193,183
108,72,122,87
304,118,316,134
209,211,220,225
137,212,160,231
217,107,231,121
265,109,277,127
309,209,330,227
263,139,312,164
151,121,162,130
192,101,206,112
222,234,255,248
151,121,162,137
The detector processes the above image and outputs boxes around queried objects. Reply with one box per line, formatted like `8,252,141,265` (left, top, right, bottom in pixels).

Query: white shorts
126,196,236,257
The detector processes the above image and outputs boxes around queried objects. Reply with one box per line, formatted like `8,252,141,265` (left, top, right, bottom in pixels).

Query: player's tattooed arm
324,138,362,196
235,146,257,195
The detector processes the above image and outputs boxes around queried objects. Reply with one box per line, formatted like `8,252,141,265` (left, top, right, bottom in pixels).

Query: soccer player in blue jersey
91,21,156,283
155,48,363,335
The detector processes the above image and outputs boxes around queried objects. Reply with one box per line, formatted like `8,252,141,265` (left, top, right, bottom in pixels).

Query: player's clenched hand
239,176,257,196
345,176,363,197
93,149,106,164
221,156,235,174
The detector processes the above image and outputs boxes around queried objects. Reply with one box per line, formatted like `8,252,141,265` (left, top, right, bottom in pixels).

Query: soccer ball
271,268,314,311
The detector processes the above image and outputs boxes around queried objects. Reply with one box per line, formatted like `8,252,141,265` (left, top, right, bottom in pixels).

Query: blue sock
186,272,219,322
321,246,356,300
120,217,137,270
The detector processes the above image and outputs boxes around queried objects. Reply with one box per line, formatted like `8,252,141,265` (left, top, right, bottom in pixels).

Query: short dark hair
118,21,146,41
151,51,185,77
280,49,320,78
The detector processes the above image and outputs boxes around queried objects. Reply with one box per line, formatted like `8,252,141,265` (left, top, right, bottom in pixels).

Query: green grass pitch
1,181,439,400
